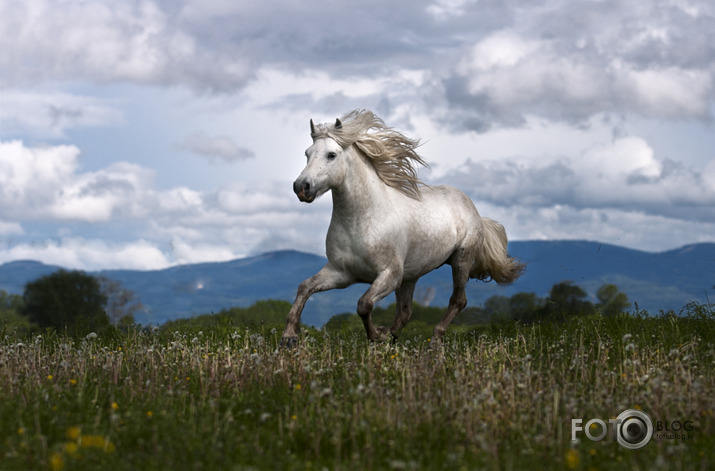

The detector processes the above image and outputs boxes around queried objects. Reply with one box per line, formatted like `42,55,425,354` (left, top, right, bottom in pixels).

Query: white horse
281,110,524,346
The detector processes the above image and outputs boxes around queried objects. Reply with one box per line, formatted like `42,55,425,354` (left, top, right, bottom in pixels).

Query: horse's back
400,185,483,278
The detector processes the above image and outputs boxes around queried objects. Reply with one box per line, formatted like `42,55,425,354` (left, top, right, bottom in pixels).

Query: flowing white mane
310,109,427,200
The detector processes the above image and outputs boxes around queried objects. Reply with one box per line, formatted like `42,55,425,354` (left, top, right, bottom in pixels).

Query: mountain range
0,240,712,327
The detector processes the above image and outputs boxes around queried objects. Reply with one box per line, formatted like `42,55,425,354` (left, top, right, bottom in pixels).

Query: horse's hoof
280,337,298,349
375,326,392,343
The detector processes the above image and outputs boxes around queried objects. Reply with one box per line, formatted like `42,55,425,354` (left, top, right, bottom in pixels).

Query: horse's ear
334,118,342,130
310,119,316,135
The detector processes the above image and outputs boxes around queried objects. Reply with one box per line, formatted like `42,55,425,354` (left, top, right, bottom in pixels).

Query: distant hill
0,241,712,326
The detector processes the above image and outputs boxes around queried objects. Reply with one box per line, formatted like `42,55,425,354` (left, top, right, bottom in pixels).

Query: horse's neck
331,151,390,218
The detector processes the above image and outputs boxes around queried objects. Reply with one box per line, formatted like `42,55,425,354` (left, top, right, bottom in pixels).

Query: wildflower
47,374,54,380
291,415,297,420
64,442,79,455
295,383,302,391
49,452,64,471
146,411,153,418
564,449,580,469
17,427,25,435
111,402,119,411
69,379,77,385
81,435,115,452
86,332,97,340
67,426,81,440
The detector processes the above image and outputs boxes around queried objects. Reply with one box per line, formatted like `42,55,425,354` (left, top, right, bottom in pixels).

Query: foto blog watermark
571,409,695,449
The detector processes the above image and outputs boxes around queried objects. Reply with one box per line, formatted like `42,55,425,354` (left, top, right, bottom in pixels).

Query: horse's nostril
304,182,310,192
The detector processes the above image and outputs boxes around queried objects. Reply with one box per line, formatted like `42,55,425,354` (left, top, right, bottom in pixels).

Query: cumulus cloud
0,140,330,269
0,140,152,222
439,135,715,221
0,0,253,92
0,238,170,270
443,1,715,130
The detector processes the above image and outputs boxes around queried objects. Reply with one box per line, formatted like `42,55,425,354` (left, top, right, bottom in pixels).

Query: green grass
1,311,713,470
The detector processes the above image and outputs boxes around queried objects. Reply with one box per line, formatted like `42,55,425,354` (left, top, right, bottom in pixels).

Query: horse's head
293,118,348,203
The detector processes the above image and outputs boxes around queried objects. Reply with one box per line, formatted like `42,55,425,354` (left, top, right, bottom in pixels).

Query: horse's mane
311,109,427,200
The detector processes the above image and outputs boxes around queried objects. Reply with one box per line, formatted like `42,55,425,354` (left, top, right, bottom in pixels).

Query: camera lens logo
615,409,653,450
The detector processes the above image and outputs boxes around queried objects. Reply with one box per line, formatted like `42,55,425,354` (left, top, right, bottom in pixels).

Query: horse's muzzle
293,179,315,203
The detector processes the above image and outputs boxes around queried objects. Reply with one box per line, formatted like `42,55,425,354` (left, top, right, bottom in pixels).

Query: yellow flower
64,442,79,455
111,402,119,411
66,426,81,440
49,452,64,471
295,384,302,390
589,448,597,456
69,379,77,385
146,411,153,418
81,434,115,452
47,374,54,380
565,449,580,469
634,404,642,410
291,415,297,420
17,427,25,436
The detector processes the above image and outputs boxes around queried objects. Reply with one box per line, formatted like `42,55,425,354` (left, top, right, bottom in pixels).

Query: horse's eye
327,152,337,161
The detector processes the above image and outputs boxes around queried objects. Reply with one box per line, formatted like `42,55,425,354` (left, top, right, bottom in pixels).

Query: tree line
1,268,633,337
0,270,142,337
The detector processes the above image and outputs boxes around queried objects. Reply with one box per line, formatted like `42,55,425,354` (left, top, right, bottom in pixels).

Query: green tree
596,284,630,316
484,295,511,320
21,270,110,336
509,292,546,323
542,281,595,321
0,290,37,335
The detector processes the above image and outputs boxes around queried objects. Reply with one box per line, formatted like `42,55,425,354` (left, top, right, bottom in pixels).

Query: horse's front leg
281,264,353,347
357,267,403,342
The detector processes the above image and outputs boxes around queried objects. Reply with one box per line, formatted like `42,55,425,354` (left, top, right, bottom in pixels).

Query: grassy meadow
1,308,713,470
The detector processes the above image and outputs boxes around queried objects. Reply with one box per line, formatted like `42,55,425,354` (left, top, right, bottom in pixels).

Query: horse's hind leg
433,251,472,340
389,279,417,341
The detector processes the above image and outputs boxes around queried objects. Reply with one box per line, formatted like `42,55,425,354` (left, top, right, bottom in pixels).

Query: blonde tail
470,217,526,285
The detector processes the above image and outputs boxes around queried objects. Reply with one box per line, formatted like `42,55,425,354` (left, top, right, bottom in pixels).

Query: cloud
179,131,254,163
439,135,715,222
0,140,331,269
0,91,123,138
446,27,714,131
0,140,152,222
0,238,170,270
0,220,23,236
0,0,253,92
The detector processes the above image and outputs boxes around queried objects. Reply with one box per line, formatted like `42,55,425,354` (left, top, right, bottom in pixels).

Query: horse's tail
470,217,526,285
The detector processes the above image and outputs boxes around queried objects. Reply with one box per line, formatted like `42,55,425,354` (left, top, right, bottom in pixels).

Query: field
1,309,713,470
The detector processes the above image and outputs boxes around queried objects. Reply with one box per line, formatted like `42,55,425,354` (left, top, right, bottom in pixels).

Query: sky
1,0,714,271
